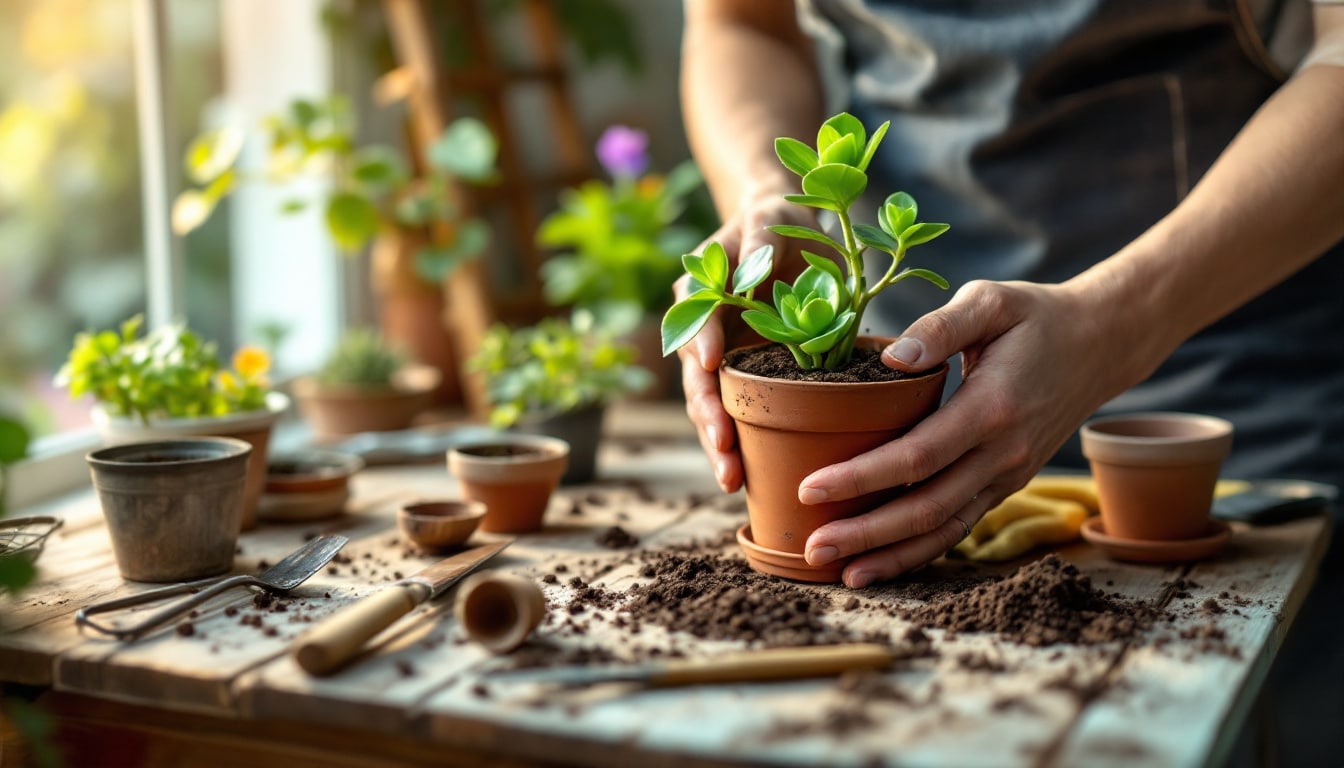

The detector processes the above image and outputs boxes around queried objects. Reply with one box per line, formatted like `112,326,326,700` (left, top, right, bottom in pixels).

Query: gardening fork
75,534,348,640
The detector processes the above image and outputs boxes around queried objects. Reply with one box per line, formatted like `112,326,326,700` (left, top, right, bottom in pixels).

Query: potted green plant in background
468,310,652,484
661,112,952,582
536,124,709,398
55,315,287,532
291,328,441,439
173,97,498,403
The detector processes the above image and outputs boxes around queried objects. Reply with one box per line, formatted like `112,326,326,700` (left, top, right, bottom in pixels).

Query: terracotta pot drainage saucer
1081,517,1232,564
736,524,847,583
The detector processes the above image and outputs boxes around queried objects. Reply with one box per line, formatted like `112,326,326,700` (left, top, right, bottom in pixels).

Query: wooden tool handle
652,643,895,687
293,585,424,676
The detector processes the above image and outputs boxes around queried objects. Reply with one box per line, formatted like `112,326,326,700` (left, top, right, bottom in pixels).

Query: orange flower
232,346,270,380
636,174,664,198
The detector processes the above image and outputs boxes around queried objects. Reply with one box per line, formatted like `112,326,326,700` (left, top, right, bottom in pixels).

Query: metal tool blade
401,539,512,599
259,534,350,590
486,663,657,687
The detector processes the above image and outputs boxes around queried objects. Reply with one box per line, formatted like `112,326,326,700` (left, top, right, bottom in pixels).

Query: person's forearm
681,0,824,219
1071,59,1344,387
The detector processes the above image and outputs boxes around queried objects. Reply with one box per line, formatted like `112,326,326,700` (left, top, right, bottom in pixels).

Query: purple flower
596,125,649,179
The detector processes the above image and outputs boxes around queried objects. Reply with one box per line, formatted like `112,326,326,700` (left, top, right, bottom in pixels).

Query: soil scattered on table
901,555,1157,646
595,525,639,550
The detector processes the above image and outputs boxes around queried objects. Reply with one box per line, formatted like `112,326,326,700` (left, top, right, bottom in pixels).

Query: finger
881,280,1018,373
798,394,982,503
803,448,999,564
839,492,1002,588
682,333,742,492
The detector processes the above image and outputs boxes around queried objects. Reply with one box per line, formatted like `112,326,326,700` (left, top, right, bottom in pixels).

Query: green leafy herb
661,112,950,370
468,310,653,428
317,329,409,388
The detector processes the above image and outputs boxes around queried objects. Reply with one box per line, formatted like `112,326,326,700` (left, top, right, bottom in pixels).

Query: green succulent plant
661,112,950,371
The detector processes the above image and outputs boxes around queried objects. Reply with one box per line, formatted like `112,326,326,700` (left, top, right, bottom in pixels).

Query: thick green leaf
351,146,408,189
661,294,721,356
0,417,30,464
782,194,839,212
775,137,819,178
854,223,900,255
887,191,918,215
325,192,381,252
741,310,808,344
767,224,844,256
801,251,845,287
732,244,774,295
681,253,709,286
772,280,791,313
428,117,497,180
900,222,950,247
819,133,860,167
792,265,840,306
798,296,837,333
897,206,917,233
816,124,842,154
700,241,730,292
0,555,37,596
413,220,490,282
801,164,867,208
896,268,951,290
778,293,802,329
799,312,856,354
858,120,890,172
822,112,866,150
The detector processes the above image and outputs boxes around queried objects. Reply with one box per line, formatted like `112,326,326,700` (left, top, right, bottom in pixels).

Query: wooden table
0,403,1332,768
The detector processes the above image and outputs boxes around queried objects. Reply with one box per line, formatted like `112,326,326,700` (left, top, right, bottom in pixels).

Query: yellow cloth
952,475,1250,562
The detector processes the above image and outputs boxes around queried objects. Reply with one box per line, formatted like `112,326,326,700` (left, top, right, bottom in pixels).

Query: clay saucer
1080,517,1232,564
736,524,847,583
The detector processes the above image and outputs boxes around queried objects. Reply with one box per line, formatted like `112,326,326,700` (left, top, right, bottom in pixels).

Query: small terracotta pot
514,404,604,485
447,435,569,533
398,499,487,552
454,572,547,654
260,449,364,522
87,438,251,582
1080,412,1234,541
371,228,463,405
720,339,949,581
91,393,288,532
292,365,442,440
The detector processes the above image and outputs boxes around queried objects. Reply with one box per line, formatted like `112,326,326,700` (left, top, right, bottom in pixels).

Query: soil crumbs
902,554,1158,646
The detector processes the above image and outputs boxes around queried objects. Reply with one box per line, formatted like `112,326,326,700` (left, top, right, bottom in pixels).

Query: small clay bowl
260,449,365,522
736,524,847,584
398,500,488,552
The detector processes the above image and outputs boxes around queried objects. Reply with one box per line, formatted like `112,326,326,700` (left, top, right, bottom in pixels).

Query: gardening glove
952,475,1254,562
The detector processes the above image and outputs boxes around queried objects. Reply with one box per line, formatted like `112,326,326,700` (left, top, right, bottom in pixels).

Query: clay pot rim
448,434,571,464
721,340,950,392
1081,411,1233,466
399,498,488,522
91,392,290,434
87,436,253,468
264,449,365,492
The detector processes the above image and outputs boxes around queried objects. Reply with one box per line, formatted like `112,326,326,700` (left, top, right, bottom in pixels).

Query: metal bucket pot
87,437,251,582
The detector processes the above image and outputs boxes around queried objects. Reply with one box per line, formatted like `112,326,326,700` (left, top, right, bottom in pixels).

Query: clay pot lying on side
1081,412,1234,541
454,572,547,654
87,437,252,582
720,338,949,583
447,434,569,534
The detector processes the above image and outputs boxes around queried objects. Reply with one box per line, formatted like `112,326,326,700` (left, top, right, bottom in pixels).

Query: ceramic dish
1080,517,1232,564
398,499,488,552
259,450,364,522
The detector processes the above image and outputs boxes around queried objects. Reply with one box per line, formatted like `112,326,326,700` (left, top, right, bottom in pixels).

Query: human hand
676,190,817,492
798,279,1143,587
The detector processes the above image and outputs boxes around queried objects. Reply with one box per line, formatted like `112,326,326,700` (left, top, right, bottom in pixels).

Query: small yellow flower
216,370,239,393
233,346,270,380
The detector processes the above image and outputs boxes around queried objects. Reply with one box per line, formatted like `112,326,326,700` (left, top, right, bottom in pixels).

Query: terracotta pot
91,393,288,532
720,338,949,581
514,404,604,485
454,572,547,654
371,229,462,405
624,316,680,402
260,449,364,522
87,437,251,582
447,434,569,533
291,364,441,440
1080,412,1234,541
397,499,487,552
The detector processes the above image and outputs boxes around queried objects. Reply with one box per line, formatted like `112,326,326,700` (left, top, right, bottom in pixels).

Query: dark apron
806,0,1344,485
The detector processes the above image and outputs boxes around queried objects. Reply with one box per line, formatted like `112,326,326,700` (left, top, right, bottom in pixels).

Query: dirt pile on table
902,554,1158,646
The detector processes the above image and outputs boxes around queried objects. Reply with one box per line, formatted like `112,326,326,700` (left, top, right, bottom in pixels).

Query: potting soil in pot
725,344,908,383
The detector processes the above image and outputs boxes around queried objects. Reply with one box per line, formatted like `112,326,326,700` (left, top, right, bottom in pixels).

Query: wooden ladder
382,0,592,413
